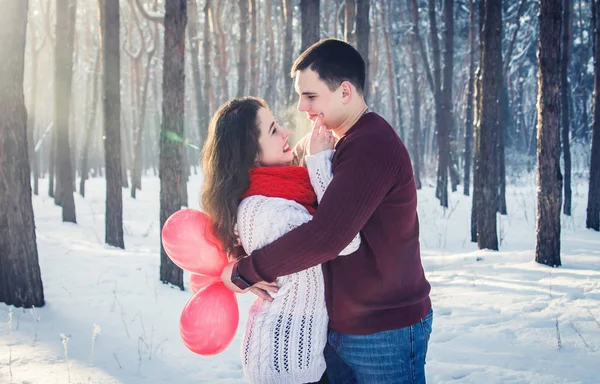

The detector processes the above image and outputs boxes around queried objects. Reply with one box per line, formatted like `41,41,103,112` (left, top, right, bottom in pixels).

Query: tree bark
474,0,500,250
300,0,320,51
101,0,125,248
587,0,600,230
464,0,476,196
160,0,186,289
0,0,45,308
561,0,572,215
55,0,77,222
536,0,562,267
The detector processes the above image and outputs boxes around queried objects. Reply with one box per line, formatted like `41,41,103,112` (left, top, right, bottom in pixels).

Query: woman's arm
237,194,359,257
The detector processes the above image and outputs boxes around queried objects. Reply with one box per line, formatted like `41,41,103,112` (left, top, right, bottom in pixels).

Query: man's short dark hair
290,39,366,94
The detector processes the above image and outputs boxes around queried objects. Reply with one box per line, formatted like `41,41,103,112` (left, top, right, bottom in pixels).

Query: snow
1,174,599,383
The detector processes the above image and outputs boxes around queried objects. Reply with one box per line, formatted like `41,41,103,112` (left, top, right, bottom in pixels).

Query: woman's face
256,107,294,166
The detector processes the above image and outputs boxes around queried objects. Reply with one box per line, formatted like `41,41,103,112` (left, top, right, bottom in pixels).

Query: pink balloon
180,282,239,356
161,209,228,276
190,273,221,294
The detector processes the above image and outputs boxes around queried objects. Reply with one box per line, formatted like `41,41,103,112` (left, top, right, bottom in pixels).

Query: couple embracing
201,39,432,384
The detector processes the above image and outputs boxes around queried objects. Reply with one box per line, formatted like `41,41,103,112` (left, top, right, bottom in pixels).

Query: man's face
294,69,344,129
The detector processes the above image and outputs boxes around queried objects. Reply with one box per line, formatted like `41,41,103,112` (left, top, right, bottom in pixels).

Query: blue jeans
324,309,433,384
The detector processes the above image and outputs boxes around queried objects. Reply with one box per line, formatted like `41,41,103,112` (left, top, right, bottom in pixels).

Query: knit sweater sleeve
305,150,361,256
237,193,360,257
237,125,401,284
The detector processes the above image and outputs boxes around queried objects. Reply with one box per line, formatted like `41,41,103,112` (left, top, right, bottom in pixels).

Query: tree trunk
561,0,572,215
464,0,476,196
55,0,77,222
212,1,228,105
132,17,159,198
48,122,56,197
80,48,101,198
283,0,294,104
187,0,205,141
381,1,397,130
437,0,454,207
125,3,142,193
474,0,500,250
345,0,356,45
407,0,422,189
577,0,589,141
587,0,600,230
237,0,248,98
28,25,41,196
356,0,370,102
300,0,320,51
0,0,45,308
101,0,125,249
471,65,482,243
264,0,276,107
498,83,508,215
427,0,445,207
160,0,185,289
536,0,562,267
249,0,258,96
203,0,214,114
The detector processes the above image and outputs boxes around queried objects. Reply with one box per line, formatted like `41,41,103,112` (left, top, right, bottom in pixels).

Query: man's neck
331,101,370,138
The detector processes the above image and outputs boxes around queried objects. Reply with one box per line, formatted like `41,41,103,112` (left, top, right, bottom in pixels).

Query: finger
250,287,274,302
254,282,279,293
312,114,323,136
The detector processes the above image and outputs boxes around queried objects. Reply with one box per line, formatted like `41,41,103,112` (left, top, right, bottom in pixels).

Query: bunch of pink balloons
162,209,239,356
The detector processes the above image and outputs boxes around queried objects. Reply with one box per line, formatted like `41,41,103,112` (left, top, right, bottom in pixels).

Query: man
222,39,432,383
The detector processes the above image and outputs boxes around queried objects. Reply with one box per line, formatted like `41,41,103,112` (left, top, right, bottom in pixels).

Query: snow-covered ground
1,174,599,383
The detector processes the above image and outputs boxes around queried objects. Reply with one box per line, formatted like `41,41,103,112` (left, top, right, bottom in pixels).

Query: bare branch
134,0,163,24
409,0,435,94
503,0,528,78
126,0,145,59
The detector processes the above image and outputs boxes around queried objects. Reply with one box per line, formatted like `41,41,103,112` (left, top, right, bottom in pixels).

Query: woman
201,97,360,384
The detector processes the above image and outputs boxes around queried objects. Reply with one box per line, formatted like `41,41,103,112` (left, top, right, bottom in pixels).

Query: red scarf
241,166,318,215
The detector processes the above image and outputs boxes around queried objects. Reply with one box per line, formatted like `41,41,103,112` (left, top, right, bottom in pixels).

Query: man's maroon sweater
237,112,431,335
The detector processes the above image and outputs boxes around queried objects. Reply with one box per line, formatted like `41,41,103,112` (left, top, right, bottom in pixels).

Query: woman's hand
307,114,335,156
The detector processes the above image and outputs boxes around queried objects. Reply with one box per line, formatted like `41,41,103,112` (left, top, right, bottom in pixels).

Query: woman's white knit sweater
236,150,361,384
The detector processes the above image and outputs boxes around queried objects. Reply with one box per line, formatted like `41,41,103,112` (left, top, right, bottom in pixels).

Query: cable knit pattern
237,150,360,384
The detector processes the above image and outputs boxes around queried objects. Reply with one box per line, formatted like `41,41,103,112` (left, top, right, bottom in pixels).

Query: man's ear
340,81,353,104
